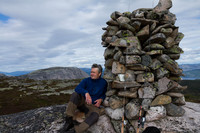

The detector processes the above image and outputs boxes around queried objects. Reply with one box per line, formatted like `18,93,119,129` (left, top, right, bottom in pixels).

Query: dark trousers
65,92,100,133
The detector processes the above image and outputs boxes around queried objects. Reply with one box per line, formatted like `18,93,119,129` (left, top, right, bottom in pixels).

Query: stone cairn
102,0,187,132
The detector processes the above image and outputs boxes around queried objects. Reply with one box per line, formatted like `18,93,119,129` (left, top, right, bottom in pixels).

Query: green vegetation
0,76,82,115
180,80,200,103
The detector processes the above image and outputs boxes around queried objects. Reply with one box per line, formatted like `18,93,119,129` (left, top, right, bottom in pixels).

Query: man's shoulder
100,78,107,84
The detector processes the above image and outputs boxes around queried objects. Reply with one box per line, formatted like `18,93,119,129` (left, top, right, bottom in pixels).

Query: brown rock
144,43,165,51
127,64,150,71
123,47,144,55
112,61,126,74
136,25,149,37
107,26,119,36
160,28,173,36
110,11,122,20
144,33,166,46
118,91,137,98
124,70,135,82
117,16,130,24
112,80,141,89
105,59,114,69
109,95,128,109
151,95,172,106
153,0,172,12
167,92,184,98
104,47,114,60
115,30,133,38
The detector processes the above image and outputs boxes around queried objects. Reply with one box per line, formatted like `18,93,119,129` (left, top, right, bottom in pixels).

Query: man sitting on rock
62,64,107,133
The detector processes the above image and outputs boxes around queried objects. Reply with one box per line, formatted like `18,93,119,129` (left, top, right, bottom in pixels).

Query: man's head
90,64,102,79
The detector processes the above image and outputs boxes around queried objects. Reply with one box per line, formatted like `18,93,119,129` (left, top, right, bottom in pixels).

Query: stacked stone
102,0,187,132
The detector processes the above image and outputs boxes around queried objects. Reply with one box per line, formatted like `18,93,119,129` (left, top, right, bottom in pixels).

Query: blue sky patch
0,13,10,22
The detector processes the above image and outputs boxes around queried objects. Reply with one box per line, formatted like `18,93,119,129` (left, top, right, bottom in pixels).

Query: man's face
90,68,101,79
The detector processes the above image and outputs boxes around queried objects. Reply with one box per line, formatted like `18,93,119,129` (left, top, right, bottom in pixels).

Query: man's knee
84,112,99,126
70,92,81,105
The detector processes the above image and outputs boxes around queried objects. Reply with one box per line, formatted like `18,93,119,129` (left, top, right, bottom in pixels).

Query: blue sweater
75,77,107,104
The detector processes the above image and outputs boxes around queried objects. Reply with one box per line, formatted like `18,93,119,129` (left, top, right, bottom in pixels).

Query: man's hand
94,99,102,108
85,93,92,105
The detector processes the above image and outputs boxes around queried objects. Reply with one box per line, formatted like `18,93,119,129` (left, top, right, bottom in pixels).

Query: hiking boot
60,116,74,132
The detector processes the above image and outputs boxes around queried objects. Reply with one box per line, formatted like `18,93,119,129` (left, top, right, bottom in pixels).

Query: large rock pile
102,0,187,132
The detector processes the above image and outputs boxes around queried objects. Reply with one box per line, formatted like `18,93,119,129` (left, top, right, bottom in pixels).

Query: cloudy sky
0,0,200,72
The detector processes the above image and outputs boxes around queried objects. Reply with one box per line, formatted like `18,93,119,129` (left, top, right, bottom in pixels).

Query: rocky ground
0,102,199,133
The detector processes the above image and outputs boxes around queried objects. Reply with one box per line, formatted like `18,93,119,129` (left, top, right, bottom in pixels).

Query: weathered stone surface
107,26,119,36
112,80,141,89
136,25,149,37
113,51,122,61
166,92,184,98
156,77,171,95
146,50,163,55
115,30,133,38
139,86,156,99
104,47,114,60
146,106,166,122
105,59,114,69
149,59,162,70
105,36,113,44
123,47,144,55
152,23,174,35
106,19,118,26
118,91,137,98
151,95,172,106
105,107,124,120
131,18,158,26
124,70,135,82
160,28,173,36
156,67,169,79
144,43,165,51
119,56,125,64
103,97,110,107
111,119,135,133
144,33,166,46
136,72,154,83
87,115,116,133
153,0,172,12
130,21,141,32
141,55,152,67
112,61,126,74
163,59,182,75
127,64,150,71
165,103,185,117
111,11,122,20
174,32,184,44
117,16,130,24
125,100,140,119
168,54,180,60
124,36,141,49
158,54,170,63
106,90,117,97
161,12,176,25
103,69,115,80
130,87,139,92
126,55,141,64
142,99,152,111
120,23,136,33
144,102,200,133
109,95,128,109
164,45,184,54
172,96,186,106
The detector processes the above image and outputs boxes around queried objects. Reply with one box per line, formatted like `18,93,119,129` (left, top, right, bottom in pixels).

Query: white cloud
0,0,200,72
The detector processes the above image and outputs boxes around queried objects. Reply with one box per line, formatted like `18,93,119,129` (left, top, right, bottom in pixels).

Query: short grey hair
91,64,102,74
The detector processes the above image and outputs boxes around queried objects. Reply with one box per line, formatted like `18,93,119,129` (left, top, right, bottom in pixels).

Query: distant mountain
19,67,89,80
80,68,91,75
0,71,33,76
182,69,200,79
179,63,200,71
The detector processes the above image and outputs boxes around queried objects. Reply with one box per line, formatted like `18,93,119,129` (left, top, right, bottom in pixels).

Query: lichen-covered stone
126,55,141,64
118,91,137,98
112,80,141,89
151,95,172,106
136,72,154,83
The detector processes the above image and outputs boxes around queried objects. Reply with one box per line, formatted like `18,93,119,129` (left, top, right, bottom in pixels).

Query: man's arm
75,79,88,95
